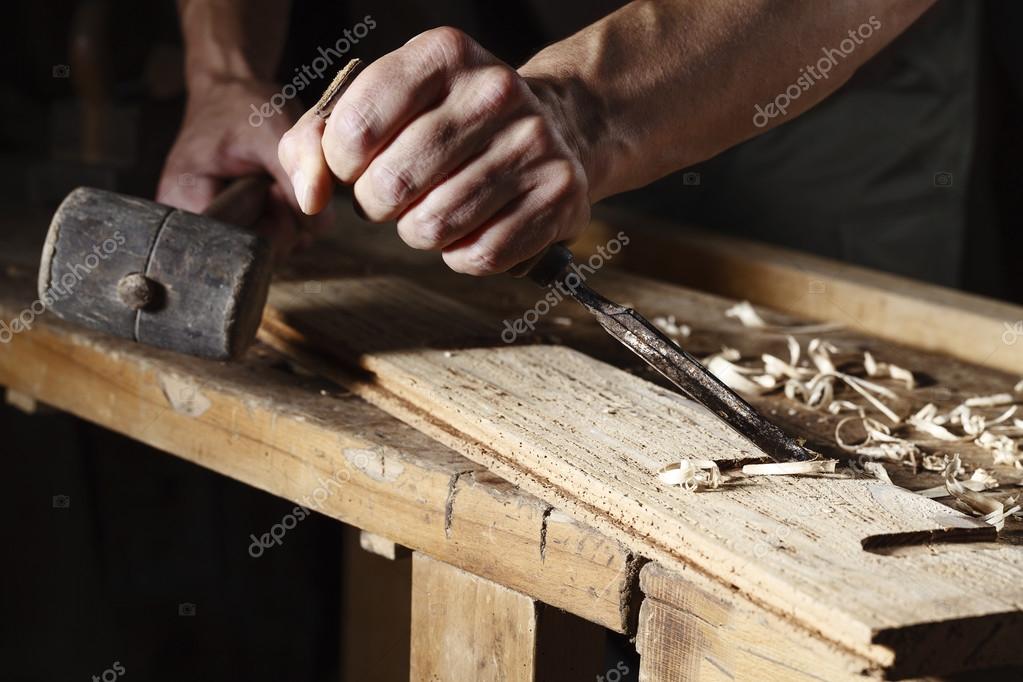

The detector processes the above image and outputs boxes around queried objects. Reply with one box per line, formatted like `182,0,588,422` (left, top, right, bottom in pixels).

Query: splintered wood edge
314,58,363,120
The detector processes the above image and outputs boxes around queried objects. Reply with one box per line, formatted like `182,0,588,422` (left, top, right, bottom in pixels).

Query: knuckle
399,212,450,250
517,116,555,158
419,26,471,66
331,101,377,160
471,68,521,119
461,246,504,276
370,164,416,209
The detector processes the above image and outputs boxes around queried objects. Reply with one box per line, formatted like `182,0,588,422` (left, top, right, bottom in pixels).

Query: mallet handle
203,175,273,228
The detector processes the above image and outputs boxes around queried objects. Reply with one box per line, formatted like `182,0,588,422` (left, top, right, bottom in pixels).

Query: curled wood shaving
864,351,916,390
942,454,1013,530
964,393,1015,408
724,301,843,334
657,459,723,491
741,460,837,476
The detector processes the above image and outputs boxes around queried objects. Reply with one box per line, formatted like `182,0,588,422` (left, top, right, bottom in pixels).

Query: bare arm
280,1,935,275
522,0,936,201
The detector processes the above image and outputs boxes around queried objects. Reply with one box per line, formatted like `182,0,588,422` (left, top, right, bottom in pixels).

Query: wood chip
741,460,837,476
314,58,363,119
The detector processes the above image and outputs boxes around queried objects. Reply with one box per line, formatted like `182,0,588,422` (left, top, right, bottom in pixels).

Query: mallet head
39,187,272,359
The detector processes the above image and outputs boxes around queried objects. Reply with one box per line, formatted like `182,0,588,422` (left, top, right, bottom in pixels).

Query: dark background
0,1,1020,680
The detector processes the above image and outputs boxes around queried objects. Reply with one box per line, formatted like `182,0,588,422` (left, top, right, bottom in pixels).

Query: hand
157,76,333,255
278,27,592,275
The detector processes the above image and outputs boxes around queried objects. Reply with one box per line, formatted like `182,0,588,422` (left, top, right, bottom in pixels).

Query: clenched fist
278,27,592,275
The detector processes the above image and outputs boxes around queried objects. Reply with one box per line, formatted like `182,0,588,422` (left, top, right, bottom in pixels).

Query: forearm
520,0,935,202
177,0,291,90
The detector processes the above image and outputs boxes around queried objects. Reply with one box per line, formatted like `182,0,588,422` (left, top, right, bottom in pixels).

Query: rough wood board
0,285,635,633
411,552,540,682
637,562,871,681
593,206,1023,376
265,275,1023,674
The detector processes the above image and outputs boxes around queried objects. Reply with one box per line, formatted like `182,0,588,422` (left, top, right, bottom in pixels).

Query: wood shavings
834,416,920,464
1015,378,1023,393
964,393,1016,408
314,59,363,119
652,315,691,339
942,454,1014,530
724,301,842,334
862,461,893,484
741,460,837,476
657,459,722,491
864,351,916,390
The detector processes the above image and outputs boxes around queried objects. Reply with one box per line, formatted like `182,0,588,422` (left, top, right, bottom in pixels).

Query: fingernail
292,169,312,214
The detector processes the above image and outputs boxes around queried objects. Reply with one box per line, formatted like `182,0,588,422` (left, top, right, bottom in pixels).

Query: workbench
2,200,1022,680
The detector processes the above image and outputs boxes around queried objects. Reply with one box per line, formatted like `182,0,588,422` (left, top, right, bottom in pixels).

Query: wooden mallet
38,176,275,359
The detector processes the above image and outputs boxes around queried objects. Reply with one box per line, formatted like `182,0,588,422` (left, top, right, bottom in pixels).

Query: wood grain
264,275,1023,675
0,283,635,633
595,206,1023,376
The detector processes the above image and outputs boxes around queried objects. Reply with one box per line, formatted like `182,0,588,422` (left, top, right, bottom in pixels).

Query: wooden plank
359,529,410,560
592,207,1023,375
411,552,540,681
410,553,606,681
0,283,636,633
341,525,411,681
264,275,1023,677
637,562,867,681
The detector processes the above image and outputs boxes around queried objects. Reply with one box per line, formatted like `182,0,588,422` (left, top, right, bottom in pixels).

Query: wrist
519,60,619,203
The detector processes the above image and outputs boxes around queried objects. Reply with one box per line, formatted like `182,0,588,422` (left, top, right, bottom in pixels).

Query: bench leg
410,552,605,681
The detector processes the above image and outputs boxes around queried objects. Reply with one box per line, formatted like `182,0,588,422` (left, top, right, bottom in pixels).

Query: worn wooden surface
341,525,411,681
263,270,1023,675
410,552,606,682
636,562,867,682
6,197,1023,677
594,206,1023,376
0,282,636,633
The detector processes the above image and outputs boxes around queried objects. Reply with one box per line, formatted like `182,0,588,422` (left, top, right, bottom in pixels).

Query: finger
442,163,588,276
394,143,529,251
322,27,481,183
353,65,524,221
278,108,335,215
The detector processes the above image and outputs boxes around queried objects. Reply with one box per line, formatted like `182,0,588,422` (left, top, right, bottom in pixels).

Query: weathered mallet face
39,187,272,359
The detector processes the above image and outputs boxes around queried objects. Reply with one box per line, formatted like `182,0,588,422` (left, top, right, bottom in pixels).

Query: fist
279,27,591,275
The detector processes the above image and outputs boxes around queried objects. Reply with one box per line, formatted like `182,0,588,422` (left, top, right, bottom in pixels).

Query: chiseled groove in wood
265,278,1023,673
0,316,632,632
